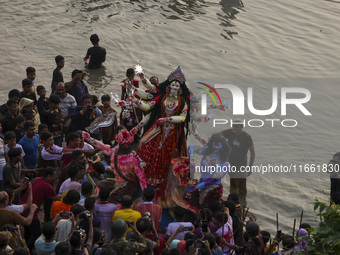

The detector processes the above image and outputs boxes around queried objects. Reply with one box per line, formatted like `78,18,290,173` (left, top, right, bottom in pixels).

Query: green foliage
299,199,340,254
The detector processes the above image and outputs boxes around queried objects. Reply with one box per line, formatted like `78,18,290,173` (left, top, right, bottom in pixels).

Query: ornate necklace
165,96,178,111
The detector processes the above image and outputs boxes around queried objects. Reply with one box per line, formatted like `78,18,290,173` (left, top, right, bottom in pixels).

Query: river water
1,0,339,235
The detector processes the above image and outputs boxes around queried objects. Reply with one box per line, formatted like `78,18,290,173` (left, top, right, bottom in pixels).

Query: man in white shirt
166,206,194,240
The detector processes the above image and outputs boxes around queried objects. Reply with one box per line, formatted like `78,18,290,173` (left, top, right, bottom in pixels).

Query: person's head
84,197,96,211
174,206,186,221
70,204,85,218
49,94,61,109
90,34,100,45
22,79,32,94
41,222,56,241
26,67,36,81
333,152,340,163
209,200,222,215
202,234,216,250
15,115,25,129
149,76,159,87
121,195,132,209
224,201,236,216
38,123,49,135
93,228,107,245
56,82,66,98
111,218,128,238
213,212,228,228
55,55,65,69
71,150,86,165
200,208,213,222
70,229,85,249
3,188,14,204
0,231,12,249
245,221,260,238
24,120,36,138
41,131,54,148
81,182,92,198
71,69,83,79
68,164,85,180
42,167,57,183
260,230,271,245
7,147,22,163
92,95,99,106
8,89,21,102
55,241,72,255
92,162,105,177
63,190,80,205
227,193,239,204
6,99,19,115
82,94,93,107
98,187,111,202
66,132,81,148
0,191,9,205
232,119,244,135
142,187,155,202
299,223,311,231
126,68,135,81
36,85,46,99
168,248,181,255
282,234,295,250
101,94,111,107
136,217,150,235
4,131,17,147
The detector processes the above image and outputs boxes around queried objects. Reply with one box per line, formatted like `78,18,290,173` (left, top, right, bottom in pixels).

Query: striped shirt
134,201,162,231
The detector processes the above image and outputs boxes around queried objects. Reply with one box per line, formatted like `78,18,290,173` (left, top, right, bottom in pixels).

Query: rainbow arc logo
196,82,223,108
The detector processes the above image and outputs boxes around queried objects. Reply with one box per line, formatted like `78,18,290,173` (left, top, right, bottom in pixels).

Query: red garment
62,146,76,167
145,234,166,255
19,177,57,220
134,202,162,231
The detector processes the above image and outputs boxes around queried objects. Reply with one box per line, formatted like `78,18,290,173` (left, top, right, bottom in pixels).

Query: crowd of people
0,34,314,255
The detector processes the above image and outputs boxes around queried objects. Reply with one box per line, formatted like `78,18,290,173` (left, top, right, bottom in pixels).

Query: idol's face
170,81,180,93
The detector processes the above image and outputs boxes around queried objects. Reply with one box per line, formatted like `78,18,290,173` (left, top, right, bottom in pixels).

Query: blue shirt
34,236,60,255
18,134,40,169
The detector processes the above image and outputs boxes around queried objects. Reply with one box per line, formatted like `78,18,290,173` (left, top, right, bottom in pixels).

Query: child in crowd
51,55,65,93
20,79,37,111
48,95,63,147
25,67,36,93
83,34,106,69
36,85,50,126
14,116,25,142
4,131,26,169
98,94,117,145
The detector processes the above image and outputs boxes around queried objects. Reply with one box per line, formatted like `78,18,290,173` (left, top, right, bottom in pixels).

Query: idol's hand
156,118,165,126
82,131,91,140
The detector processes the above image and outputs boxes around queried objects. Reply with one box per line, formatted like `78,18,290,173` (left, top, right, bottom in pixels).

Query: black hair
7,99,18,107
15,116,25,125
260,230,271,245
143,187,155,202
68,164,84,179
7,147,22,159
55,55,64,64
23,110,34,121
92,162,105,175
26,66,36,75
71,150,84,161
204,134,230,162
184,232,196,241
90,34,99,44
136,217,150,234
22,78,32,88
202,234,216,249
101,94,110,101
3,188,14,203
126,68,134,75
282,234,295,249
93,228,104,244
43,167,56,177
36,85,45,94
8,89,20,100
70,204,85,217
38,123,48,132
214,212,228,225
299,223,311,230
81,182,93,196
84,197,96,211
122,195,132,208
13,247,29,255
63,190,80,205
246,221,263,250
209,201,222,214
168,248,181,255
4,131,16,142
81,94,92,103
23,120,35,130
227,193,239,203
42,222,56,240
92,95,99,105
174,206,186,220
66,132,80,145
50,94,61,104
69,230,82,249
71,69,82,78
55,242,72,255
40,131,52,141
212,232,221,245
99,187,111,201
184,239,195,253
